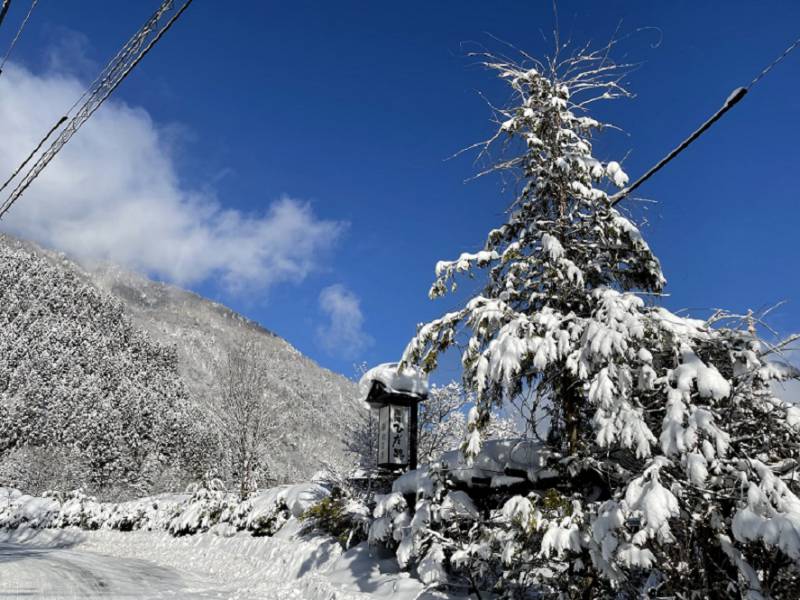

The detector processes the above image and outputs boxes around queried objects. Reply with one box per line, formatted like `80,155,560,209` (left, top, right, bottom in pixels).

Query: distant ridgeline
0,235,211,496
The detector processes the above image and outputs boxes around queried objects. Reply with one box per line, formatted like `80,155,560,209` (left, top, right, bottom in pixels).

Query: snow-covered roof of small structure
441,438,559,488
358,362,429,406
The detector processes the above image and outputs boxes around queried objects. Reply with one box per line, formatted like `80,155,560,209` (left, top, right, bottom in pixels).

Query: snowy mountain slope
0,233,362,489
85,261,355,414
0,233,206,494
82,262,363,482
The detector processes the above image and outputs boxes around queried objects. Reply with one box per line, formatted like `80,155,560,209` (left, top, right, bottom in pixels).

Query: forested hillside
0,234,210,496
0,234,362,497
85,263,363,484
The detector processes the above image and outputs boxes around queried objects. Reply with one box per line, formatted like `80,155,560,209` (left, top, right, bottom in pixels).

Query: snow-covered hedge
366,463,607,595
0,482,333,540
0,487,60,529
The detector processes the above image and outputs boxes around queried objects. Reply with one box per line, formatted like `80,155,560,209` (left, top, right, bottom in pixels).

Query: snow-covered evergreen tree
399,46,800,596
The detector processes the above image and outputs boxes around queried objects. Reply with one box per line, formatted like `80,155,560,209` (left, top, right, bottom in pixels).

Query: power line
0,1,11,32
611,34,800,207
747,35,800,91
0,0,37,77
610,87,747,206
0,0,194,220
0,116,66,195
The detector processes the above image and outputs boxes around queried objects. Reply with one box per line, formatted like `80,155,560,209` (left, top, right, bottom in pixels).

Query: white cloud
42,27,98,79
317,284,372,358
0,62,344,290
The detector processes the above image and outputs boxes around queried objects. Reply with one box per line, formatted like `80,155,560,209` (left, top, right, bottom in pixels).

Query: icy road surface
0,538,219,598
0,525,456,600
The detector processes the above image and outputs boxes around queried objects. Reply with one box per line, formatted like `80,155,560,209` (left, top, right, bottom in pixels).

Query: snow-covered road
0,526,456,600
0,539,221,599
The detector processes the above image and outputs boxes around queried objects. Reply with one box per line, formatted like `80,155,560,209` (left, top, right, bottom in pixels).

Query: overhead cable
0,0,37,77
0,0,194,220
610,34,800,207
0,1,11,32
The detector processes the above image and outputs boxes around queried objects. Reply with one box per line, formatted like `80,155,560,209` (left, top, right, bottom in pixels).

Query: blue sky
1,1,799,382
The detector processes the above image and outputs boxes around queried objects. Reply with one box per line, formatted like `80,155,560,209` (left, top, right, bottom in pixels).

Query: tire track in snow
0,541,221,599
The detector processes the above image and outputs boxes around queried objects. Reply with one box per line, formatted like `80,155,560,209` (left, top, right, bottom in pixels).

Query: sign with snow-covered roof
358,362,428,407
360,363,427,470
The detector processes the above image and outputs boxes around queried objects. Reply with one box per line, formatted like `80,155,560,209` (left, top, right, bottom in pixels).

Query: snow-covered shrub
102,496,184,531
366,464,524,593
367,465,608,596
19,495,61,528
454,489,587,597
396,42,800,597
0,481,342,542
168,478,236,536
301,488,371,548
369,466,447,572
104,501,150,531
0,487,60,529
285,483,330,517
245,486,291,536
0,487,23,528
53,489,103,529
223,495,253,531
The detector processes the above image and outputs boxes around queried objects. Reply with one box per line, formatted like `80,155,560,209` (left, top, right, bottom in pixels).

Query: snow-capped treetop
358,363,429,406
425,55,665,318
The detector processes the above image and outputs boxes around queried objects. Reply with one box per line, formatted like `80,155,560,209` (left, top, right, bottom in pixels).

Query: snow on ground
0,521,457,599
0,527,216,599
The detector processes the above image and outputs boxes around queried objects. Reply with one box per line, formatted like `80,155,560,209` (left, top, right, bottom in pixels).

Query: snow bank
3,519,455,599
0,489,60,528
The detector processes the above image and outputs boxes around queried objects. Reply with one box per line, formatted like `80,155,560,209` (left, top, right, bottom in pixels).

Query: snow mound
285,483,330,517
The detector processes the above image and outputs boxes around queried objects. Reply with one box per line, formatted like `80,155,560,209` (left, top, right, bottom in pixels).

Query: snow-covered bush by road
0,481,335,539
0,487,59,528
168,478,239,536
53,489,104,529
300,490,372,548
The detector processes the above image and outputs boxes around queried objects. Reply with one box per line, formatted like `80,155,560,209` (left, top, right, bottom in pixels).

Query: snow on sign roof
358,363,429,406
